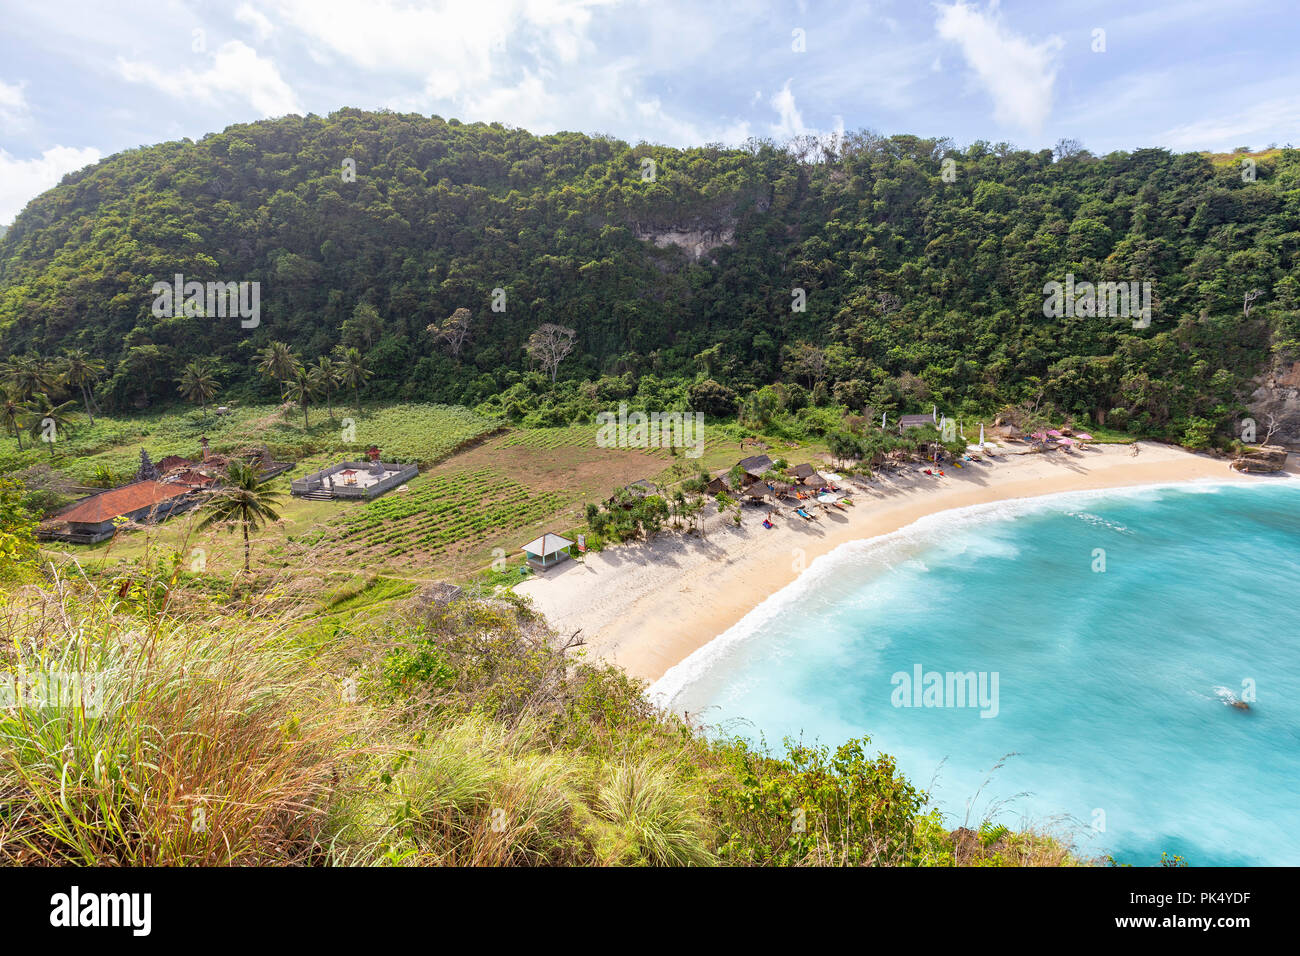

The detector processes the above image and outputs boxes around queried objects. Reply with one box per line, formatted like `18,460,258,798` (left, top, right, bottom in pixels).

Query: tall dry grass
0,572,373,864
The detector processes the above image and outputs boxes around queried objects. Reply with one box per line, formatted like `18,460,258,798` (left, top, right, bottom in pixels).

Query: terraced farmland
500,423,730,458
331,468,567,570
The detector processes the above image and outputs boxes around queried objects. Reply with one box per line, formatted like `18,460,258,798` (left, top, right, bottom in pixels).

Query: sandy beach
517,442,1296,683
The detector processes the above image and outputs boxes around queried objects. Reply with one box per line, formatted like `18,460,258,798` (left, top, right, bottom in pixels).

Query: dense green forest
2,109,1298,442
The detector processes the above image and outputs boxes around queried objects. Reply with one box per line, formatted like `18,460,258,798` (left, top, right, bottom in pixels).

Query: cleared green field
1,402,501,486
499,422,732,458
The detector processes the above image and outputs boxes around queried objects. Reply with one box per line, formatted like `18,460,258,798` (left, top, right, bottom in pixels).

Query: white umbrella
979,424,985,448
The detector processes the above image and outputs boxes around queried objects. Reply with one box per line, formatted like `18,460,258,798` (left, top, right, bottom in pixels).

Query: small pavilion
522,532,575,570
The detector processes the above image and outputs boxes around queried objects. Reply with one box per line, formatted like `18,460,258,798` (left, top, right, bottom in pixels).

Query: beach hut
898,406,938,434
737,454,774,485
704,476,729,496
521,532,575,571
744,486,770,504
791,463,816,481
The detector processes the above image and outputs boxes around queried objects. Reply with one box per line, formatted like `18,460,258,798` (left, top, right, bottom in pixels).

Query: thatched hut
737,454,774,486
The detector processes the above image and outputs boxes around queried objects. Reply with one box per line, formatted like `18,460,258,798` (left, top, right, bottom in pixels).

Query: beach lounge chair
795,508,813,520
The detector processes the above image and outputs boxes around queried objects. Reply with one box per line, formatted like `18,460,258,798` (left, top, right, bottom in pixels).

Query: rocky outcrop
632,221,735,261
1230,444,1289,473
1247,360,1300,444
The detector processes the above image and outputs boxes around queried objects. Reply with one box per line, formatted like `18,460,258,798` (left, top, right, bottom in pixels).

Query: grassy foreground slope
0,552,1089,867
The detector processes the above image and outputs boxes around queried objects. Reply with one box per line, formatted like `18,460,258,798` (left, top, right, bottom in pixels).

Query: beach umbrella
1048,429,1063,437
1074,432,1094,441
978,423,985,449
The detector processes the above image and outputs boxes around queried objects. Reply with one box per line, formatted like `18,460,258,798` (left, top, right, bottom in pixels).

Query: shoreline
517,442,1296,685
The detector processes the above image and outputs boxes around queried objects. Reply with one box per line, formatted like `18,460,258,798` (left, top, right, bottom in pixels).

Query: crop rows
333,468,566,562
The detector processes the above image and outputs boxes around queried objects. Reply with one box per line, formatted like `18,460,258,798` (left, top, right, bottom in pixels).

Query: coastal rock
1247,360,1300,444
1230,444,1289,473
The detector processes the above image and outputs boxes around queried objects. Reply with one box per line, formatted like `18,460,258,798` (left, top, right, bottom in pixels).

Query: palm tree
285,367,323,428
3,354,64,402
196,460,284,572
62,350,106,423
23,392,78,457
1,394,26,450
312,355,338,418
177,361,220,420
333,346,371,415
255,342,300,401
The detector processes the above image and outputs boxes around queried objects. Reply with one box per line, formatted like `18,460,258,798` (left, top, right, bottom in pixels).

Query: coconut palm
255,341,300,401
311,355,339,418
196,460,283,572
3,354,64,402
1,395,26,450
61,350,106,423
285,367,323,428
23,392,78,457
177,361,220,420
333,346,371,415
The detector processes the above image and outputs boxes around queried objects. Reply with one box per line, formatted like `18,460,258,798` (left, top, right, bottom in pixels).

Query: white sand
517,442,1294,683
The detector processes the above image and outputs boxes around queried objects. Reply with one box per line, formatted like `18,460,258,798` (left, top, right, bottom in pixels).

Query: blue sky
2,0,1298,223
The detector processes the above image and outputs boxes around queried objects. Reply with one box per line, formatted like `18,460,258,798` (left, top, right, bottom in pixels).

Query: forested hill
1,108,1298,438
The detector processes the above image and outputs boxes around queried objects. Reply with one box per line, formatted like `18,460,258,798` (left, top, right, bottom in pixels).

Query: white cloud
267,0,612,101
934,0,1063,134
0,145,101,225
1159,95,1300,152
770,80,808,140
117,40,302,118
235,2,276,43
0,78,29,128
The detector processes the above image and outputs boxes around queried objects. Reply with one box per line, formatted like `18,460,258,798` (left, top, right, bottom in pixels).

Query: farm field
1,402,500,488
27,403,827,585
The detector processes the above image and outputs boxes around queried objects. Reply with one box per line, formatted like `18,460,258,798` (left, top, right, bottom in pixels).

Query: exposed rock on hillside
1248,360,1300,444
632,221,735,260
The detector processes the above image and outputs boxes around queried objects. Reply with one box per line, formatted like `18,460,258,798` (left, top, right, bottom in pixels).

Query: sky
1,0,1298,224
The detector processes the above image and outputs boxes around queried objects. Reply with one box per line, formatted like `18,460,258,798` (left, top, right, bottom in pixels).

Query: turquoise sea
651,480,1300,866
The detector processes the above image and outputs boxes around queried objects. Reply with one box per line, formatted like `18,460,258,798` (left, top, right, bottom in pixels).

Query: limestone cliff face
631,221,735,261
1248,360,1300,444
